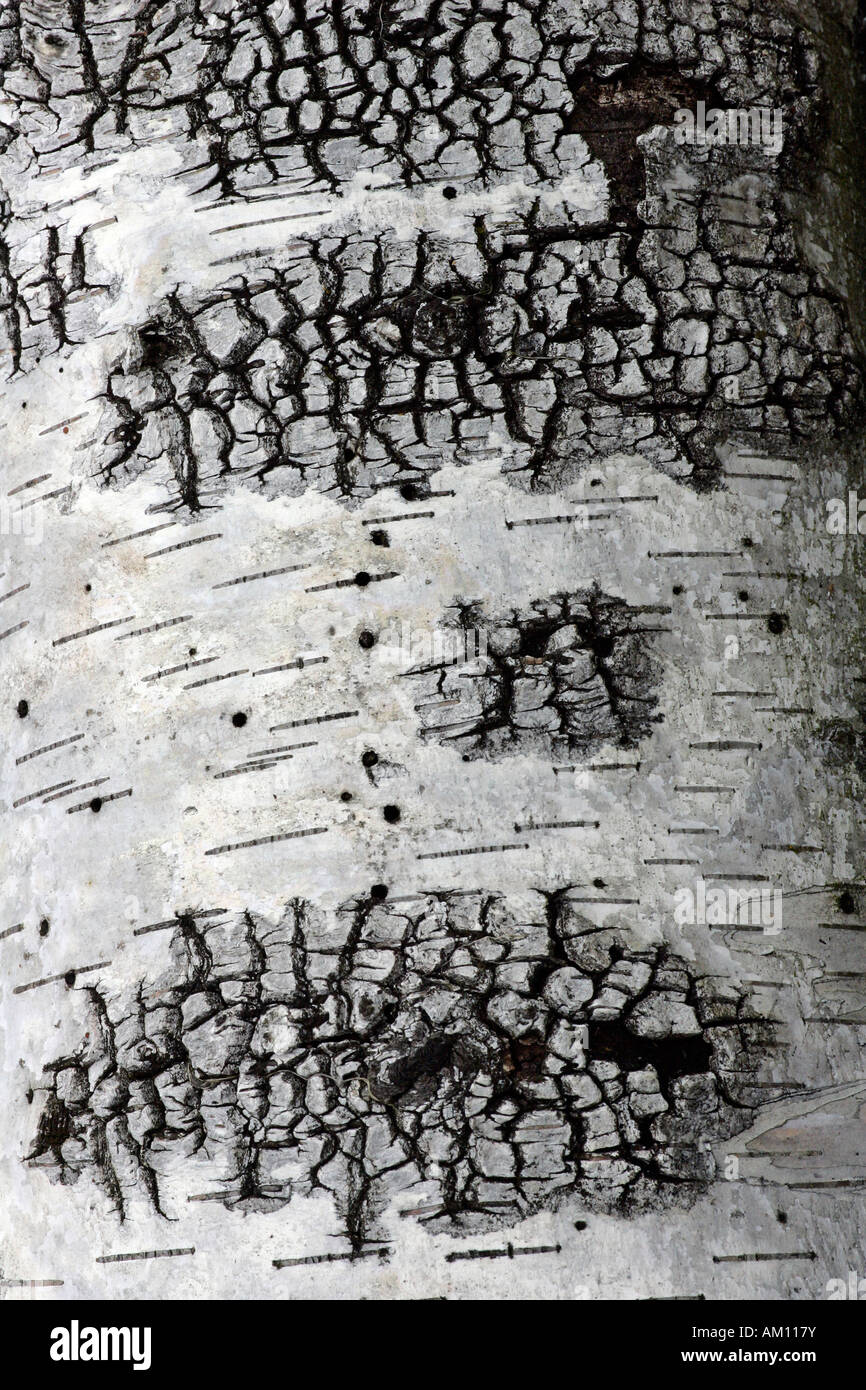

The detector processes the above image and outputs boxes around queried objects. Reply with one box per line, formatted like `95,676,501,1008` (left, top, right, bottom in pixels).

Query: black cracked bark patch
27,893,759,1247
88,182,863,507
1,1,857,498
413,585,663,758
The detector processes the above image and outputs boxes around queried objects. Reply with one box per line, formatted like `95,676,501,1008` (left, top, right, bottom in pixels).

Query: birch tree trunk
2,0,866,1301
